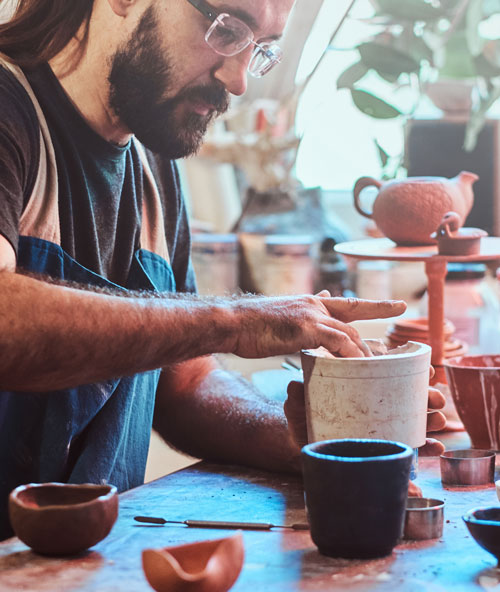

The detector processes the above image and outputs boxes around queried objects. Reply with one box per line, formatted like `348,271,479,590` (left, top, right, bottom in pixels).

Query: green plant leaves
358,42,420,77
337,62,369,89
350,90,402,119
466,0,486,56
440,31,477,77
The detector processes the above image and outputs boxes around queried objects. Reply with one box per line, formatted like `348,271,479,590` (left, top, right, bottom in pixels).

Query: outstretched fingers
321,297,407,323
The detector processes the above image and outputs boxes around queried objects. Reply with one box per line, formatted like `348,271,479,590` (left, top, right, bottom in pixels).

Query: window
293,0,429,190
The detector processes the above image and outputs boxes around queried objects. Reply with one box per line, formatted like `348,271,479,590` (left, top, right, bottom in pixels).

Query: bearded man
0,0,446,540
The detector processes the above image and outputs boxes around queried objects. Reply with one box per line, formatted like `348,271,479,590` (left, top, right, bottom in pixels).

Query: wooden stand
335,237,500,382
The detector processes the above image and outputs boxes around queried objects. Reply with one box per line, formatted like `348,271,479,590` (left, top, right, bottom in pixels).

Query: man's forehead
212,0,294,38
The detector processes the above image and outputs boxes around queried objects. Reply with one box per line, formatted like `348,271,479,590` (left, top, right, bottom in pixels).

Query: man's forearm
0,271,237,391
0,269,406,392
153,361,301,474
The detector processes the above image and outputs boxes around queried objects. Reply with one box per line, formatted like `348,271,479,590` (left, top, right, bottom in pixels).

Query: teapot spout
457,171,479,186
455,171,479,217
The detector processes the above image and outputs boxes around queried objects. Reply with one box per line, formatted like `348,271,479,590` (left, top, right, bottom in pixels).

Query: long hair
0,0,93,68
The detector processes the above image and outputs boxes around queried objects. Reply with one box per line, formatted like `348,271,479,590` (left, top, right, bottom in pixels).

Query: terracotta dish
386,317,467,359
142,532,244,592
9,482,118,556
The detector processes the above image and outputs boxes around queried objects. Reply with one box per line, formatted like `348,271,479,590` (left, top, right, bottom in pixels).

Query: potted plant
336,0,500,175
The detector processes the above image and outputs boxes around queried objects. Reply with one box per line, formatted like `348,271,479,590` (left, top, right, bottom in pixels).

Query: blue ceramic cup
302,438,413,559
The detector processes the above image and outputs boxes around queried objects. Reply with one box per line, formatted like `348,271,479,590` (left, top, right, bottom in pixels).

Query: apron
0,57,175,539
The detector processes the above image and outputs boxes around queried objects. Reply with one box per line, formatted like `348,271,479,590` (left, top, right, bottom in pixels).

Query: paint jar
260,235,316,295
191,234,239,296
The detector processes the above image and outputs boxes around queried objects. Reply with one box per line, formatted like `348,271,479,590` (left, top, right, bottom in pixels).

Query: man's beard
108,7,229,157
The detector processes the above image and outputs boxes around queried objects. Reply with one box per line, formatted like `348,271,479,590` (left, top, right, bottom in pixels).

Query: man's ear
107,0,136,18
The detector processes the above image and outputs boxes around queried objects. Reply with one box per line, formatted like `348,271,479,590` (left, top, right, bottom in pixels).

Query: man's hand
230,292,406,359
284,380,447,458
420,386,446,457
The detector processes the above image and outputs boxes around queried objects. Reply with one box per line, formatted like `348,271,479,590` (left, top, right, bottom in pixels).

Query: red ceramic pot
9,482,118,556
444,355,500,450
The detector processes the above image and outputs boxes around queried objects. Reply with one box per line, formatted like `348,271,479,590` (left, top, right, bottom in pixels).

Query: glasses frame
185,0,282,77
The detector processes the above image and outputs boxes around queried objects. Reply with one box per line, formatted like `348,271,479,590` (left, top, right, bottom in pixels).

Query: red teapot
353,171,478,245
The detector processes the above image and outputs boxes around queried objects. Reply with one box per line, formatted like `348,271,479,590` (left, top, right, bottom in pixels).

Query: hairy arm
0,243,406,392
152,356,300,473
0,269,235,391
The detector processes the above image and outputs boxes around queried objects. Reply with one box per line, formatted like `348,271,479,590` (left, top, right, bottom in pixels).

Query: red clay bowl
463,507,500,563
9,482,118,556
443,355,500,450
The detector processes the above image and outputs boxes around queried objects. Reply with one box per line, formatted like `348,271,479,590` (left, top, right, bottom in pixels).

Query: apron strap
0,53,60,245
134,140,170,264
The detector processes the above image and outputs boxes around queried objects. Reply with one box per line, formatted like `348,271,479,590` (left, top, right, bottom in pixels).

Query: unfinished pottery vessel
8,482,118,556
142,532,244,592
353,171,478,245
301,341,431,448
444,355,500,450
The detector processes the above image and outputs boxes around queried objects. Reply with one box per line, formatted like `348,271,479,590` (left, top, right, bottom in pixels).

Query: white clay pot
300,341,431,448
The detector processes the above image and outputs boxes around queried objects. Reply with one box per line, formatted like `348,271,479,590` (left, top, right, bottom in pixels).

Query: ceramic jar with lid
191,233,239,296
261,235,316,295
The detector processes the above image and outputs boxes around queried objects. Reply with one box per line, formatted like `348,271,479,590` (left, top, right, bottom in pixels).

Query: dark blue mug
302,438,413,559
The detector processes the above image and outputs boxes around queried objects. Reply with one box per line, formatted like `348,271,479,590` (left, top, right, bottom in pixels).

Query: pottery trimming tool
134,516,309,530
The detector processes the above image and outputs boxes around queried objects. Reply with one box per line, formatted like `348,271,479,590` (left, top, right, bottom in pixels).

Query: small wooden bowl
142,532,244,592
9,482,118,556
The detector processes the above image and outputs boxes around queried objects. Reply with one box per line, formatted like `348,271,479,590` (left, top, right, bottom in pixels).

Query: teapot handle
353,177,382,219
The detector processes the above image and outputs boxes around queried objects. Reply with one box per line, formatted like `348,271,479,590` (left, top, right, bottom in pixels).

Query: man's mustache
176,84,230,116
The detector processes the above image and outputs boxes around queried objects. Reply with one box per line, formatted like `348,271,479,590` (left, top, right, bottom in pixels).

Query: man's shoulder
0,64,39,135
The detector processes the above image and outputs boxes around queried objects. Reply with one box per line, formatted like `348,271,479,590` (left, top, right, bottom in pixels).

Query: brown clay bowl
9,482,118,556
142,532,244,592
444,355,500,450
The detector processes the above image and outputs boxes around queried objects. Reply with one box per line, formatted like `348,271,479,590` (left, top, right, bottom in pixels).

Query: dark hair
0,0,93,68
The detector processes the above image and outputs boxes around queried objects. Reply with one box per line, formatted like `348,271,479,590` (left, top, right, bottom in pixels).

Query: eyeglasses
185,0,283,78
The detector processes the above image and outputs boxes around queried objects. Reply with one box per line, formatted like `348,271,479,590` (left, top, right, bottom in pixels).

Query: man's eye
212,25,239,45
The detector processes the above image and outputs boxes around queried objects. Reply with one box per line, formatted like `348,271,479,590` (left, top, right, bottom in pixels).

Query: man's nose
213,49,252,96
